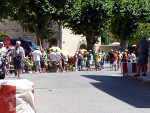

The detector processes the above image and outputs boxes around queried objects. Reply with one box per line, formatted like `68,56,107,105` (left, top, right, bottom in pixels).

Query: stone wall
61,28,101,56
0,20,37,45
98,45,119,56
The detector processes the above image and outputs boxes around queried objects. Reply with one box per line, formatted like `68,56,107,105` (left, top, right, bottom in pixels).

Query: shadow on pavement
82,75,150,108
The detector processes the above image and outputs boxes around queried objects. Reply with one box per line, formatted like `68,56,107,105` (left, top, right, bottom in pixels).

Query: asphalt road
5,65,150,113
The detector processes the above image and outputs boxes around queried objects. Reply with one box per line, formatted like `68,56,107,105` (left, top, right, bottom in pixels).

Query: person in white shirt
131,51,136,62
49,49,57,72
56,49,63,72
32,47,42,73
12,41,25,78
0,42,6,55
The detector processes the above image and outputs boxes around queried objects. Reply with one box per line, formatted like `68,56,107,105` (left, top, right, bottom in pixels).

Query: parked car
0,38,36,52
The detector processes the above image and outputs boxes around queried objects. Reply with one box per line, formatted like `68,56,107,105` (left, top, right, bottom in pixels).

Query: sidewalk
123,72,150,84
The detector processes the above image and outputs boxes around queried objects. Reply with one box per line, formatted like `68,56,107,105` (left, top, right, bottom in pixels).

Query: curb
123,74,150,84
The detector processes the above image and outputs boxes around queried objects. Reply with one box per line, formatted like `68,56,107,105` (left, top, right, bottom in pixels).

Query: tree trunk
33,26,41,46
85,31,95,52
120,40,128,52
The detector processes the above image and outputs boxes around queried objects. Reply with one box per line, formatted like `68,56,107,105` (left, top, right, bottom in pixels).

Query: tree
64,0,113,51
10,0,75,45
0,0,28,20
128,23,150,45
110,0,150,51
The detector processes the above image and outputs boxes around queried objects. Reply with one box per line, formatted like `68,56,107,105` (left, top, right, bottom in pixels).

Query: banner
2,35,11,46
0,79,36,113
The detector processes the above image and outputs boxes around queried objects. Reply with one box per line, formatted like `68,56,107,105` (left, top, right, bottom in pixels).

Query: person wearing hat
32,46,42,73
134,33,149,77
109,49,114,69
102,50,106,69
117,51,122,69
12,41,25,77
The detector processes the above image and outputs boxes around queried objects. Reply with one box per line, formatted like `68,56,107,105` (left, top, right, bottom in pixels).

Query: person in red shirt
113,51,118,71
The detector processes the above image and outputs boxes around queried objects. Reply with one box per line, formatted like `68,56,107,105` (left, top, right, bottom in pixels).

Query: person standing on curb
134,34,149,77
32,47,42,73
12,41,25,78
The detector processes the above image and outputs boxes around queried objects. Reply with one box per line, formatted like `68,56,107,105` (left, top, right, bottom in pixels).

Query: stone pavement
4,64,150,113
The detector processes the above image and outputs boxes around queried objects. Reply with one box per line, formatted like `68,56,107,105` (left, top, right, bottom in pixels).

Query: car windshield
27,41,36,49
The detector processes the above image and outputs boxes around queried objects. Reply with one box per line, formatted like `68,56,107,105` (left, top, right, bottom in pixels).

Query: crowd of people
108,49,136,71
26,48,107,73
0,33,148,78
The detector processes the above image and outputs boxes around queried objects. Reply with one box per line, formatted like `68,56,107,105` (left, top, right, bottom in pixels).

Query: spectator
41,49,45,73
113,51,118,71
127,52,132,62
85,52,89,71
46,50,51,72
32,47,42,73
131,51,136,62
102,50,106,69
56,49,63,72
0,42,6,55
88,50,93,71
49,49,57,72
74,52,78,71
117,51,122,69
109,49,114,69
12,41,25,78
134,34,149,77
124,49,128,62
98,49,103,69
95,53,100,71
61,52,65,72
77,51,82,71
64,55,69,72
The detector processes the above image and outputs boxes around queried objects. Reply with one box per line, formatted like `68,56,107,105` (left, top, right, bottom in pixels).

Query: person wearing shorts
117,51,122,69
134,34,149,77
88,50,93,71
32,46,42,73
49,49,57,72
113,51,118,71
12,41,25,77
95,53,100,71
109,49,114,69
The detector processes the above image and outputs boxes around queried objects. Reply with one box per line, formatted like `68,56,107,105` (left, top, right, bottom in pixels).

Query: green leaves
110,0,150,42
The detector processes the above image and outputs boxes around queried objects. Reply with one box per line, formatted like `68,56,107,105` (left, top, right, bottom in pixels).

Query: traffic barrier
121,62,144,74
0,79,36,113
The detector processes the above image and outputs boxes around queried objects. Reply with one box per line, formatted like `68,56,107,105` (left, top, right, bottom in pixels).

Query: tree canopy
110,0,150,50
9,0,75,44
65,0,113,51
